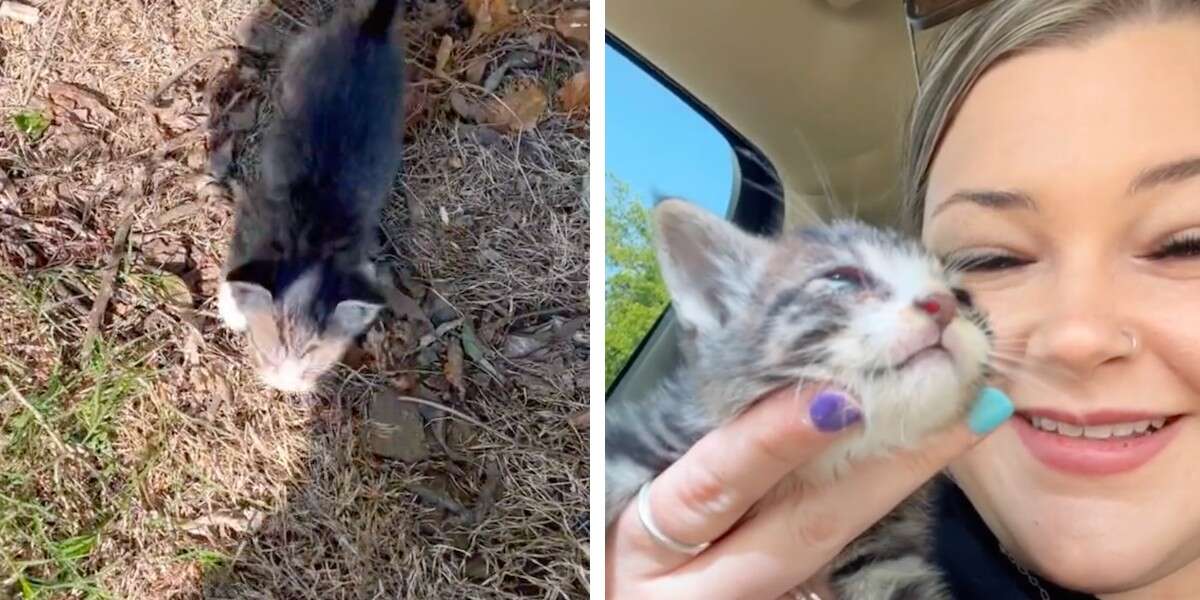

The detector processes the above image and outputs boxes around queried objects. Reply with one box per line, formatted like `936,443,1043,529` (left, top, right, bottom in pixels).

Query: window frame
604,32,785,397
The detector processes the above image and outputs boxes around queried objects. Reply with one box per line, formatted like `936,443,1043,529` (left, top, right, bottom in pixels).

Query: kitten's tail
360,0,401,38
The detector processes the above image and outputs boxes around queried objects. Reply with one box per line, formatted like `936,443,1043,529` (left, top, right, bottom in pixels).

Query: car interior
606,0,944,405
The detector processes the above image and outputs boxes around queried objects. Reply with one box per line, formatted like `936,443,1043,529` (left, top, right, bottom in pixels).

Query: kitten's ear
653,198,770,334
224,260,278,310
328,300,384,336
227,281,274,311
327,271,386,337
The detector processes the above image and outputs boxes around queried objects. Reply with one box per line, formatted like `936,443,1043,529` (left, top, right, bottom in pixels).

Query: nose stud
1123,329,1139,355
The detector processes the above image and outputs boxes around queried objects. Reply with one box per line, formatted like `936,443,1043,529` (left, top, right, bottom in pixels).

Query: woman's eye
1146,235,1200,260
948,253,1031,272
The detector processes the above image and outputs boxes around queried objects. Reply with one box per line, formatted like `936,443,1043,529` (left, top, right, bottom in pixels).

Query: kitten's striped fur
606,199,992,600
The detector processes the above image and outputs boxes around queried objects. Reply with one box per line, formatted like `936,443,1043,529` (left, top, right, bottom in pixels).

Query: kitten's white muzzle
260,361,316,394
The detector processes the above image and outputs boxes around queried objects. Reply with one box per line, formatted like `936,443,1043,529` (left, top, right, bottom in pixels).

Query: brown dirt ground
0,0,589,598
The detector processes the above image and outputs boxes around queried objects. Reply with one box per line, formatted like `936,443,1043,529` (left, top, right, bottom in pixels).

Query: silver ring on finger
637,480,712,556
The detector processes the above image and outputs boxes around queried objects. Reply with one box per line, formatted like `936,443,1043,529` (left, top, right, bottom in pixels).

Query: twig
458,458,502,525
392,394,515,445
406,484,466,514
19,0,70,106
80,211,133,364
79,213,133,357
145,46,243,109
267,0,309,30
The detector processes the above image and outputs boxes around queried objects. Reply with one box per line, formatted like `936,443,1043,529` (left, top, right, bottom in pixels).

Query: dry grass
0,0,590,598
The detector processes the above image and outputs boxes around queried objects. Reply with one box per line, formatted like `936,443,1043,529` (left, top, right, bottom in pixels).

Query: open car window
605,34,784,399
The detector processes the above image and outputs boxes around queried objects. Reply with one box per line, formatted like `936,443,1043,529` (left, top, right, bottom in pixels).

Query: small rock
366,391,430,462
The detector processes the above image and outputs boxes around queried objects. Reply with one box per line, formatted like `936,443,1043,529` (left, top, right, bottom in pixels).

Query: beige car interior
608,0,940,228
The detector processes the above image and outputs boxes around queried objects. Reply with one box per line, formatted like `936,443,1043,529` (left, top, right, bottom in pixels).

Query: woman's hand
605,384,1013,599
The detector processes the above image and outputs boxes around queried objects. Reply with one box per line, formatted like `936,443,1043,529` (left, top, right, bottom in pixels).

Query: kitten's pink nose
915,292,957,330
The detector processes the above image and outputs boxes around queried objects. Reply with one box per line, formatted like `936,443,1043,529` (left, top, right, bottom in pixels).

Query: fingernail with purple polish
809,391,861,433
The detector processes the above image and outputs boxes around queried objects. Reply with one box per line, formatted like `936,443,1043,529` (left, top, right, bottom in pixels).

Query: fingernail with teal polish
810,391,862,433
969,386,1014,435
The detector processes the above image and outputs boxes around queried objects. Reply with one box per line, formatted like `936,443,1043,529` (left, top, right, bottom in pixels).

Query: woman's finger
657,387,1014,599
611,384,863,575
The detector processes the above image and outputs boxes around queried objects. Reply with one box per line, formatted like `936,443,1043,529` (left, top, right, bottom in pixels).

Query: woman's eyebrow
1129,156,1200,195
930,189,1036,218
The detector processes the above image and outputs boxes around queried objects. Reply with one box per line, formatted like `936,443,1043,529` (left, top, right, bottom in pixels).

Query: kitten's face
754,224,991,395
752,225,991,433
653,199,991,436
219,264,383,393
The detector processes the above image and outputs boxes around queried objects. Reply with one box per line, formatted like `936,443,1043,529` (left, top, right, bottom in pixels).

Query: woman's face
923,18,1200,597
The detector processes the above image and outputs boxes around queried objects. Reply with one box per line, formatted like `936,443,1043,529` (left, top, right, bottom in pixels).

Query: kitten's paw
218,281,248,332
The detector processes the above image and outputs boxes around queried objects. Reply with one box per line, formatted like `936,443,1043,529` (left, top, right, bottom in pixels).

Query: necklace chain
1000,544,1053,600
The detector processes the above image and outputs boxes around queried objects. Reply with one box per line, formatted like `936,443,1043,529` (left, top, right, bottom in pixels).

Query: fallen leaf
462,321,504,382
569,410,589,429
461,321,486,362
554,8,589,46
366,390,430,462
180,509,266,538
0,1,41,24
465,57,489,85
467,0,514,42
46,82,118,124
434,34,454,75
487,83,546,132
482,51,538,94
557,316,587,343
503,333,547,359
445,338,465,400
449,90,488,123
404,84,431,131
384,285,434,334
556,70,589,116
151,272,194,309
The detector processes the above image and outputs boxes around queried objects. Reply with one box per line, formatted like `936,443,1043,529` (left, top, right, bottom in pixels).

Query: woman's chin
954,429,1200,596
1018,531,1174,595
966,471,1200,596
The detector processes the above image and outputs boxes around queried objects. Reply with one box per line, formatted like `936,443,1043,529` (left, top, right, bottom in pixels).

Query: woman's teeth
1030,416,1168,439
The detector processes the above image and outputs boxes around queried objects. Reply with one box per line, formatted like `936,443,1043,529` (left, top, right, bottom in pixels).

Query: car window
604,42,736,388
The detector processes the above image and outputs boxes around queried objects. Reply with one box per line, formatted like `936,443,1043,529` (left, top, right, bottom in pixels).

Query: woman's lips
1012,410,1184,476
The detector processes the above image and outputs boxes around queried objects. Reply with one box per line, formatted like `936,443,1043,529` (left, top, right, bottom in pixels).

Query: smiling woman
910,1,1200,597
604,1,1200,599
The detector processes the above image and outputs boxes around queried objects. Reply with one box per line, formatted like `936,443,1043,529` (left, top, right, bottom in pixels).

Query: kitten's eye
816,266,870,290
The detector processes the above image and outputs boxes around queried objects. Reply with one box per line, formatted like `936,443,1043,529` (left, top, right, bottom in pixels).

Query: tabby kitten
218,0,405,393
605,199,992,599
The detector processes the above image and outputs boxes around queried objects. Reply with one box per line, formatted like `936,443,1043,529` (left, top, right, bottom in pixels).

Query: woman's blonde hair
902,0,1200,230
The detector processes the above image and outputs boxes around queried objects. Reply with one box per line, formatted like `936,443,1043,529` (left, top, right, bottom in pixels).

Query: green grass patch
11,110,50,142
1,272,156,599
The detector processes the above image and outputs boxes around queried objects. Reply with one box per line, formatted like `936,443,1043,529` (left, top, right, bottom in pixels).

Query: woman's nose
1025,315,1133,377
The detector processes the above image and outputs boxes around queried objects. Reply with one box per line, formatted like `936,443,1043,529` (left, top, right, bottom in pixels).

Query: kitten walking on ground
217,0,406,393
606,199,993,599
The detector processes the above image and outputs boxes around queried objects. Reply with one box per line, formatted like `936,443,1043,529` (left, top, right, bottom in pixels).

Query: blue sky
605,44,734,218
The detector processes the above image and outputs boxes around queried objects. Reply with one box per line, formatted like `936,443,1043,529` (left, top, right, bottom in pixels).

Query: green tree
605,176,670,388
